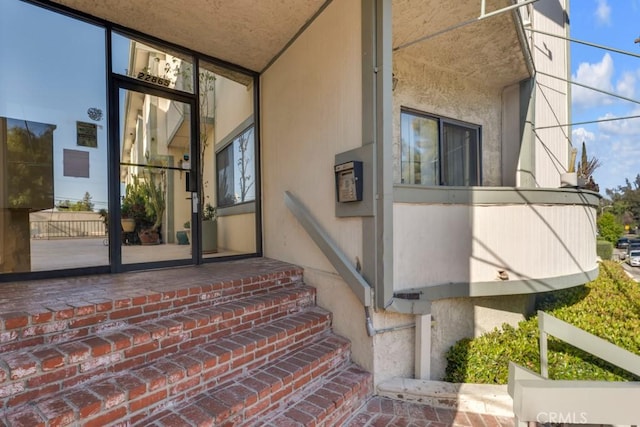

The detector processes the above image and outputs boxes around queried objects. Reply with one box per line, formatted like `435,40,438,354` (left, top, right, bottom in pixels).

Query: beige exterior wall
261,0,363,283
392,55,504,186
261,0,388,379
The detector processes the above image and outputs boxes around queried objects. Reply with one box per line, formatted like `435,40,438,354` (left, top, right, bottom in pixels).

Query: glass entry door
118,88,194,266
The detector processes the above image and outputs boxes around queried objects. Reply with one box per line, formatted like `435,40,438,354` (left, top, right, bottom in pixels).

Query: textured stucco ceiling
49,0,529,85
393,0,531,87
49,0,328,73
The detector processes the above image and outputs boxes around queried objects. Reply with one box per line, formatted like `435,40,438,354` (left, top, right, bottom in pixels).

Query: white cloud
571,53,615,108
616,71,636,99
591,108,640,191
598,109,640,135
594,0,612,26
572,127,596,143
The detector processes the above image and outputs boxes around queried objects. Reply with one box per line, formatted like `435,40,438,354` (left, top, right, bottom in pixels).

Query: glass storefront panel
112,32,195,95
0,1,109,273
0,2,259,279
199,61,256,258
119,89,193,264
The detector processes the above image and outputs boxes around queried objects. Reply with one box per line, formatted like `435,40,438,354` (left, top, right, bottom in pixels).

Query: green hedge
444,261,640,384
596,239,613,260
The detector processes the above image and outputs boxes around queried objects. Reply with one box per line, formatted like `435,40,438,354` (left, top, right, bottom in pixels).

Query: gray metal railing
284,191,372,307
508,311,640,426
538,310,640,379
31,220,107,239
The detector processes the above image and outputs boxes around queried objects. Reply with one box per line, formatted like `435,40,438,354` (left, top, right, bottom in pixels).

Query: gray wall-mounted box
334,143,374,217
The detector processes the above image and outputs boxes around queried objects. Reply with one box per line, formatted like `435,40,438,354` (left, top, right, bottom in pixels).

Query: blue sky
569,0,640,195
0,1,110,210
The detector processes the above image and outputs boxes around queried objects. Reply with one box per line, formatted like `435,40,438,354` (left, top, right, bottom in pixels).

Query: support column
414,314,432,379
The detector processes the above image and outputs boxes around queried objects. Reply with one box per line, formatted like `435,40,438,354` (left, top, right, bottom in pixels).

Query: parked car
617,237,631,249
628,250,640,267
626,241,640,258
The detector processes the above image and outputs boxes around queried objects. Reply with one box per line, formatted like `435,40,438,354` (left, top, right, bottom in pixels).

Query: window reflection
200,60,257,257
217,126,255,207
0,1,108,273
112,32,195,94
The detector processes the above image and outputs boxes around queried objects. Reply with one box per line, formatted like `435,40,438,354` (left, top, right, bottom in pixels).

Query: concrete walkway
343,378,515,426
346,396,515,427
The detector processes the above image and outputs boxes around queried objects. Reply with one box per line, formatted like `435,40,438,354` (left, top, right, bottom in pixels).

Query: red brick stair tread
252,364,373,427
0,285,316,401
0,260,304,355
135,334,360,426
1,307,332,426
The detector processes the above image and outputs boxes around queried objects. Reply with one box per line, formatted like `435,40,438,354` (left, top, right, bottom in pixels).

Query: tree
56,192,94,211
237,129,253,202
5,119,55,210
597,211,624,244
605,175,640,229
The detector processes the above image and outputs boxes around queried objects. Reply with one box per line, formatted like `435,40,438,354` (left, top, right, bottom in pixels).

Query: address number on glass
136,72,171,88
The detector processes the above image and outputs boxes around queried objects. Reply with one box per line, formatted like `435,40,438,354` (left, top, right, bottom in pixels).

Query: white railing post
538,313,548,378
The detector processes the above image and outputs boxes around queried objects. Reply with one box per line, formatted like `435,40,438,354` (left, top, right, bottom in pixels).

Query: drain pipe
364,306,415,337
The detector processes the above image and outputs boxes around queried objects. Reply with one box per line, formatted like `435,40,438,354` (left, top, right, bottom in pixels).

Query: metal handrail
538,310,640,378
508,311,640,426
284,191,372,307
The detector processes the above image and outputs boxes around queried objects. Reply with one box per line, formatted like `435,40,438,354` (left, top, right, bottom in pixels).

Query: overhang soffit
393,0,531,87
50,0,328,73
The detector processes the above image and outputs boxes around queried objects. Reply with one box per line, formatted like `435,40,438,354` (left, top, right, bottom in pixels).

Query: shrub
444,261,640,384
597,212,624,244
596,239,613,260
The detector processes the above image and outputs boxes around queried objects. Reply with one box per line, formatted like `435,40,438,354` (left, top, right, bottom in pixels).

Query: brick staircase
0,259,372,426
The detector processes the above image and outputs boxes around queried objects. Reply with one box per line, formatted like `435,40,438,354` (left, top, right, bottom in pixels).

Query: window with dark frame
216,125,255,207
400,109,481,186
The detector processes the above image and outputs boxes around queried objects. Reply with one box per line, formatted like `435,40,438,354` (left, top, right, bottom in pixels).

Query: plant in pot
137,169,166,245
121,177,148,244
120,202,136,233
176,220,190,245
202,203,217,253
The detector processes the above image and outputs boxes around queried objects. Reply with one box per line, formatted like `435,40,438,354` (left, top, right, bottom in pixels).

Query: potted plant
202,203,217,253
137,169,166,245
121,177,146,235
177,220,190,245
120,203,136,233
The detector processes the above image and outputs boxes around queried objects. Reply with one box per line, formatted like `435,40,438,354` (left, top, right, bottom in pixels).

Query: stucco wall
392,54,504,186
430,294,534,380
260,0,374,371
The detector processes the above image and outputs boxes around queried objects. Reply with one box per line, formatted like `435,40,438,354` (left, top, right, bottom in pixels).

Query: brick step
252,364,373,427
0,263,304,354
135,335,369,427
1,307,333,427
0,285,317,410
